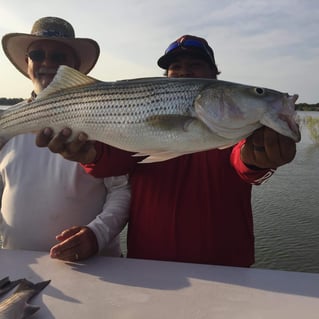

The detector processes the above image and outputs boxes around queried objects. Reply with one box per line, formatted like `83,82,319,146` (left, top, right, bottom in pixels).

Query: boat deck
1,249,319,318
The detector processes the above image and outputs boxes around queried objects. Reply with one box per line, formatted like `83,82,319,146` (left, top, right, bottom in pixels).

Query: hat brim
2,33,100,77
157,48,214,70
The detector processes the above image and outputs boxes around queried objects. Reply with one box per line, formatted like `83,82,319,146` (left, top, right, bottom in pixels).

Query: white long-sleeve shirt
0,133,130,256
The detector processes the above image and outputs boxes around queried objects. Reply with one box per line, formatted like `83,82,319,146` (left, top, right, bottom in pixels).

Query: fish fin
21,304,40,318
147,115,196,131
135,151,184,163
217,143,238,150
36,65,99,100
0,276,10,288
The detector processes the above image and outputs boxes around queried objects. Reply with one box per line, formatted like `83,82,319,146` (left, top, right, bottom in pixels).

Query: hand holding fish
1,66,301,164
241,127,297,169
50,226,98,262
36,127,96,164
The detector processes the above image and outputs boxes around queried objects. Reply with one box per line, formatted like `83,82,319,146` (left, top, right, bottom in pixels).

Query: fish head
194,81,301,142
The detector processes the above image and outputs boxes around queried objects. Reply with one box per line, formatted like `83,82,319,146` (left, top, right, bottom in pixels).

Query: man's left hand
241,127,297,169
50,226,98,261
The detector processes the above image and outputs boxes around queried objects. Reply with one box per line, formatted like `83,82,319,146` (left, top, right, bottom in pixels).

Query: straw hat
2,16,100,77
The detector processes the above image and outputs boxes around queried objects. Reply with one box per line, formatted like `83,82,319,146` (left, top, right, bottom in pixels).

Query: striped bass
0,66,300,162
0,278,22,298
0,279,50,319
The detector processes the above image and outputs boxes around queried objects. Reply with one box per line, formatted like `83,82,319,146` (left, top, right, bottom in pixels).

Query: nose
179,72,193,77
177,66,194,78
41,55,59,67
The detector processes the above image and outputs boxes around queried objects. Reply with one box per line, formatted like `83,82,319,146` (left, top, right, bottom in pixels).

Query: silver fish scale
0,78,208,151
1,79,203,128
0,68,301,160
57,79,205,125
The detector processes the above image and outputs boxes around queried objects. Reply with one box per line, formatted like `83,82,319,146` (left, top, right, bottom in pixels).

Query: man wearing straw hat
0,17,129,261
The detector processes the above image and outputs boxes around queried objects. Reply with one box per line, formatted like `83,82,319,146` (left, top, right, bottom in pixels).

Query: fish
0,279,50,319
0,65,300,163
0,277,22,298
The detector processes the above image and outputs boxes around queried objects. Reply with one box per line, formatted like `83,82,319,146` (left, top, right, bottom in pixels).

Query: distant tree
0,97,24,105
296,103,319,111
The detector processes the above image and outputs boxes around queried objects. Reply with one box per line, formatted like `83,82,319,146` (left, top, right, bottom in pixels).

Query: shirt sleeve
86,174,130,253
83,142,138,178
230,140,276,185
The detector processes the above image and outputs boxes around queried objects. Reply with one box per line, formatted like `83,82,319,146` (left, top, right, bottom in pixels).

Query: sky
0,0,318,103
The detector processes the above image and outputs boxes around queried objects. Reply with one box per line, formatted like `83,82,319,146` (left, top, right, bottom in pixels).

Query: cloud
0,0,318,103
0,5,29,33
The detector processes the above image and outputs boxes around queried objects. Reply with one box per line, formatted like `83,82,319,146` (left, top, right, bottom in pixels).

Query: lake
120,111,319,273
252,111,319,273
1,106,318,273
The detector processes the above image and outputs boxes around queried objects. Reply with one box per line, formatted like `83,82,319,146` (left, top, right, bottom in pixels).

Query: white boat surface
0,249,319,318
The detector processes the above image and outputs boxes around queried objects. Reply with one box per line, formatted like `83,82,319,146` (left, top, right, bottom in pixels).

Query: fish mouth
261,93,301,142
260,94,301,143
278,113,301,142
281,94,301,142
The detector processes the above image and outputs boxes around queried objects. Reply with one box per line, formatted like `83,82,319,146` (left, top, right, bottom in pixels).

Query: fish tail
22,304,41,317
0,277,22,296
15,279,51,300
0,277,10,288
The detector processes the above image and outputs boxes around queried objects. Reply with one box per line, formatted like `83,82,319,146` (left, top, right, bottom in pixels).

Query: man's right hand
36,127,97,164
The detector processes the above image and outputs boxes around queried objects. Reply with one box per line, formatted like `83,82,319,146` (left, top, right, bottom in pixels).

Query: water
120,112,319,273
252,111,319,273
119,111,319,271
1,107,318,273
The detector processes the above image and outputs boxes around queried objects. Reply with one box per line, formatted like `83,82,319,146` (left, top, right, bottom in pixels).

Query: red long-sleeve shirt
83,140,274,267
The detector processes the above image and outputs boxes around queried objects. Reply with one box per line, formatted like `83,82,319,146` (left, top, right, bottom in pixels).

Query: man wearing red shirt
36,35,297,267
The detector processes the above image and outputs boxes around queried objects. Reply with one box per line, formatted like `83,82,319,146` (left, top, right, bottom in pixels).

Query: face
167,55,217,79
26,40,79,93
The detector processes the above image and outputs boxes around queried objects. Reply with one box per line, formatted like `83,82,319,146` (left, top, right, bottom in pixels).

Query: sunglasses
165,39,208,54
26,50,67,64
165,38,212,57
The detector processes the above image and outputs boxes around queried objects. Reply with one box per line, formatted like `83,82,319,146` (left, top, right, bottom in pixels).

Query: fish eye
254,87,265,95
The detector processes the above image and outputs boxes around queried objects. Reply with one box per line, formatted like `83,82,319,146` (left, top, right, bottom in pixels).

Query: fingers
64,132,89,155
35,127,73,151
35,127,96,164
254,128,280,168
46,128,74,154
241,127,297,169
35,127,54,147
262,128,296,166
275,133,297,164
50,227,98,262
55,226,82,241
241,128,269,168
